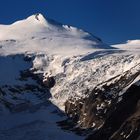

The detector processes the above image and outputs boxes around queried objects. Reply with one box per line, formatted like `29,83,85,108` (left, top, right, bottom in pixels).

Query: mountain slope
0,14,140,140
0,13,110,56
113,40,140,49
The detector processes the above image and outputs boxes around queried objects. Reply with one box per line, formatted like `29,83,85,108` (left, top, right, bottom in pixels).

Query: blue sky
0,0,140,44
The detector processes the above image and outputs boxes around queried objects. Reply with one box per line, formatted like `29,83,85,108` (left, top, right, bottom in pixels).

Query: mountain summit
34,13,47,22
0,14,110,55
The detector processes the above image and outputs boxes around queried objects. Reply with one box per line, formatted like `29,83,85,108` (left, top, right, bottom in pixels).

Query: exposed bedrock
64,64,140,140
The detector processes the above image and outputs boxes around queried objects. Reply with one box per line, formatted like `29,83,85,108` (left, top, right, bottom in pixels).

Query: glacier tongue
32,50,140,111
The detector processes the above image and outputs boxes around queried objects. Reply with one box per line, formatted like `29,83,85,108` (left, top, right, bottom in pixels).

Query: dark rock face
64,65,140,140
43,76,56,89
87,84,140,140
108,85,140,140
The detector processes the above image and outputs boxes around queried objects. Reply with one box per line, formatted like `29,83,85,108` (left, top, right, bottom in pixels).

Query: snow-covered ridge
113,39,140,49
127,40,140,45
0,13,110,56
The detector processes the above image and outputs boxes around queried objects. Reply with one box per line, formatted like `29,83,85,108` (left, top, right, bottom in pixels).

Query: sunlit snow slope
113,40,140,49
0,13,110,56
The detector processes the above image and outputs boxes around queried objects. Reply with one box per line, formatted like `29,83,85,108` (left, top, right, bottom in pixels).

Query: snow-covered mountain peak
0,14,111,56
126,39,140,45
26,13,48,25
5,13,48,27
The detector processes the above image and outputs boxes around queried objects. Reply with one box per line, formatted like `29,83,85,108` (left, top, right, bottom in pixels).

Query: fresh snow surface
0,13,110,56
0,14,140,139
49,50,140,110
113,40,140,49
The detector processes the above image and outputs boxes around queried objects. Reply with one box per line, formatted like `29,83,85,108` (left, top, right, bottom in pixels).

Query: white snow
0,14,110,56
113,39,140,49
0,104,83,140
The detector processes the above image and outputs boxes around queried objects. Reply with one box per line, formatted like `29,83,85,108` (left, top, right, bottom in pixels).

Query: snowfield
0,13,110,56
0,13,140,140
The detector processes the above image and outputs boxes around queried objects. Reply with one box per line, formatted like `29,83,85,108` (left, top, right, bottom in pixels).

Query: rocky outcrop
87,84,140,140
108,84,140,140
43,76,55,89
64,64,140,140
